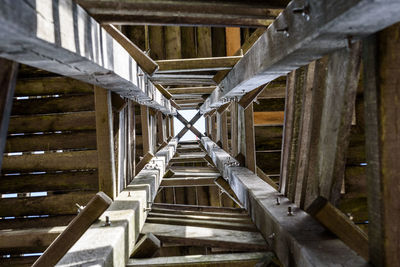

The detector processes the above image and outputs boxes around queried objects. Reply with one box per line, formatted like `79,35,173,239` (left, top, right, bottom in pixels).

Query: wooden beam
200,0,400,113
0,1,172,113
168,86,216,95
141,105,151,154
156,56,242,73
238,83,268,109
201,137,367,266
244,103,256,173
77,0,282,27
363,26,400,267
220,111,229,151
306,196,368,261
58,139,178,266
131,233,160,258
256,166,278,190
141,223,267,251
102,24,158,75
253,111,284,126
151,203,246,214
135,152,154,175
95,86,116,199
225,28,241,56
214,177,243,208
0,59,18,169
127,252,273,267
160,177,215,187
32,192,112,267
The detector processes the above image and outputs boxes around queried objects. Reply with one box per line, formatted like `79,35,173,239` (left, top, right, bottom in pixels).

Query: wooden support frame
0,0,173,114
58,139,178,266
95,86,117,199
201,137,367,266
0,58,18,170
200,0,400,113
156,56,242,73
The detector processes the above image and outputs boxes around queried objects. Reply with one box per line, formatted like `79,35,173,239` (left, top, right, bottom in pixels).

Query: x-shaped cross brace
175,111,203,140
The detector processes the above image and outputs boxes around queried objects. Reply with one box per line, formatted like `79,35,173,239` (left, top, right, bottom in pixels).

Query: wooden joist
78,0,283,27
8,111,96,133
156,56,242,73
33,192,112,267
2,150,98,173
168,86,216,95
141,223,267,251
0,0,173,113
148,211,252,224
150,203,246,214
160,177,215,187
131,233,161,258
0,191,96,217
0,215,75,230
0,170,98,194
128,252,272,267
200,0,400,113
253,111,284,126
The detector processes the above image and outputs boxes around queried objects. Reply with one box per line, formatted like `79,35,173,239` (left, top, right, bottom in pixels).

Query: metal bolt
76,203,85,213
276,198,280,205
287,206,294,216
104,216,111,227
292,4,310,21
137,73,144,77
268,233,276,239
277,27,290,37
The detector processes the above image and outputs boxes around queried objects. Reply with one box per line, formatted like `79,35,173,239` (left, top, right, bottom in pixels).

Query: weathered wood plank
8,111,96,133
157,56,241,73
0,58,18,169
253,111,284,126
363,27,400,267
33,192,112,267
0,215,75,230
11,94,94,115
0,170,98,194
131,233,161,258
141,223,267,251
2,150,98,173
151,203,246,214
168,86,215,95
244,103,256,173
161,177,215,187
0,191,97,217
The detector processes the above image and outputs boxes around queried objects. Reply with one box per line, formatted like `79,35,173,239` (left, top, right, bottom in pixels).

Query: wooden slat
363,27,400,267
2,150,98,173
225,28,241,56
168,86,215,95
0,191,97,217
253,98,285,112
0,256,38,266
238,84,268,109
214,177,243,207
244,103,256,173
11,94,94,115
0,215,75,230
15,77,93,96
256,166,278,190
8,111,96,133
33,192,112,267
102,24,158,75
5,131,97,152
253,111,284,126
151,203,246,214
135,152,154,175
197,27,212,58
161,177,215,187
141,223,267,251
156,56,242,73
148,211,251,223
165,26,182,59
0,170,98,194
141,105,151,153
127,252,271,267
0,59,18,170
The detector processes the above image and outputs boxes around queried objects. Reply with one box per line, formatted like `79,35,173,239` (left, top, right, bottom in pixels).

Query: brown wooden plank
11,94,95,115
15,77,93,96
32,192,112,267
149,26,165,60
161,177,215,187
5,131,97,153
244,103,256,173
157,56,241,73
253,98,285,112
8,111,96,134
0,170,98,194
168,86,215,95
165,26,182,59
363,27,400,267
135,152,154,175
197,27,212,58
225,27,241,56
220,110,229,151
253,111,284,126
140,105,151,154
151,203,246,213
2,150,98,173
131,233,161,258
0,191,97,217
0,215,75,230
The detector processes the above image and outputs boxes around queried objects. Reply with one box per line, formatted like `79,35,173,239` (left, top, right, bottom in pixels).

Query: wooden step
0,191,96,217
15,77,93,96
0,170,98,194
5,131,97,152
11,94,95,115
8,111,96,133
2,150,98,173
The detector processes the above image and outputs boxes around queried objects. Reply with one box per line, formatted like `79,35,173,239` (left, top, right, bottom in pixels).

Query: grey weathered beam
0,0,173,114
201,137,367,267
76,0,284,27
57,139,178,267
200,0,400,113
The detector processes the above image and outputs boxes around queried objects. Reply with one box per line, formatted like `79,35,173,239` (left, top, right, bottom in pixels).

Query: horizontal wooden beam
160,177,215,187
58,139,178,266
77,0,285,27
168,86,216,95
127,252,273,267
200,0,400,113
150,203,246,214
156,56,242,73
201,137,367,266
253,111,284,126
0,0,173,114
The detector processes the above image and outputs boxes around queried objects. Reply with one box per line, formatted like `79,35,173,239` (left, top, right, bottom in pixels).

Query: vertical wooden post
95,86,116,200
220,110,229,151
140,105,151,154
197,27,212,57
211,113,217,142
156,111,165,145
363,26,400,267
231,101,238,157
225,27,241,56
170,115,174,137
244,103,256,173
0,59,18,170
129,101,136,183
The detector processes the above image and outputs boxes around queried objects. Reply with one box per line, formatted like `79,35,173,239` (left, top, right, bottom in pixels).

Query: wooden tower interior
0,0,399,266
